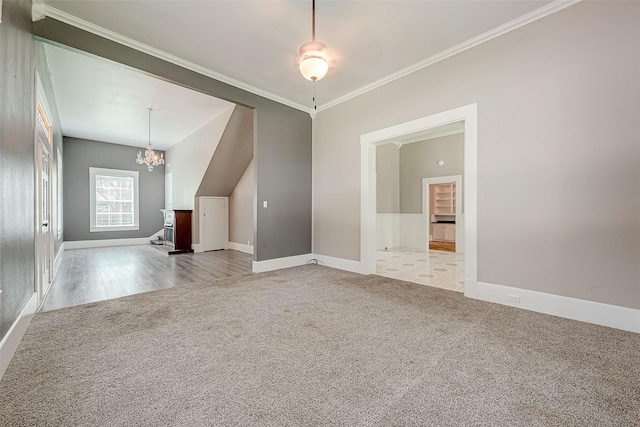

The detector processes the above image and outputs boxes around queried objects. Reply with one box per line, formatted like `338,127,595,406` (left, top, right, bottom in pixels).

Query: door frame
360,103,478,298
34,73,55,307
422,175,463,252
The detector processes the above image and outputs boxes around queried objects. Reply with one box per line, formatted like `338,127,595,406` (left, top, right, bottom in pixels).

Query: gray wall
376,144,399,214
313,2,640,309
35,18,312,262
0,0,35,340
63,138,165,241
399,134,464,213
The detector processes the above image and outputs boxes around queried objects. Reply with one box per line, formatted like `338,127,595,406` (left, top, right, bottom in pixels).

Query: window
89,167,139,232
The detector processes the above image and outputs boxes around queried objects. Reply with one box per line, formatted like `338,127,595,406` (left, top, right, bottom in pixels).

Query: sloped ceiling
42,42,234,150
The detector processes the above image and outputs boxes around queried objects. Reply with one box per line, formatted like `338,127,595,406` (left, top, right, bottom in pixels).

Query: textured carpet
0,266,638,426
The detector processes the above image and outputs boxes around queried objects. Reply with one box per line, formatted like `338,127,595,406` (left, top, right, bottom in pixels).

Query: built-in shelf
429,182,457,243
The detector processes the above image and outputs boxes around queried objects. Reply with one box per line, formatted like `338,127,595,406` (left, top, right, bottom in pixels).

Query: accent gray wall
63,138,165,241
313,2,640,309
399,134,464,214
35,18,312,262
0,0,35,340
376,144,400,214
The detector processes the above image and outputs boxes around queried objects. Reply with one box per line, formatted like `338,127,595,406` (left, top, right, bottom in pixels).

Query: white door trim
35,72,55,308
360,103,478,298
422,175,463,252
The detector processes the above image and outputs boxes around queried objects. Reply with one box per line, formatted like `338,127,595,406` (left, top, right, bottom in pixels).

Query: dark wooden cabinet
162,209,193,255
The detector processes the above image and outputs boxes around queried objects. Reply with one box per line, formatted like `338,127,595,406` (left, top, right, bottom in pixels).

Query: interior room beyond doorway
375,122,465,291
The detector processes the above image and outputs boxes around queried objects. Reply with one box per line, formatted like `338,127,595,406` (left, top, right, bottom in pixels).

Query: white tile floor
376,247,465,292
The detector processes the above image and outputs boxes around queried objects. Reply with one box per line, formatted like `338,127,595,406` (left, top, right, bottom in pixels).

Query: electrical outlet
508,295,520,303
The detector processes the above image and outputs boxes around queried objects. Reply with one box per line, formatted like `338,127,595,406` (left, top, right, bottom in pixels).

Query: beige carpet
0,266,638,426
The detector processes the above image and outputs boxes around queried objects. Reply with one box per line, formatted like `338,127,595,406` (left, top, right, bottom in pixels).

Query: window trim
89,167,140,232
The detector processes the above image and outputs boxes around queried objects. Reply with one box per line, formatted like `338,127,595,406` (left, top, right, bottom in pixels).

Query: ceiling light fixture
298,0,329,83
136,108,164,172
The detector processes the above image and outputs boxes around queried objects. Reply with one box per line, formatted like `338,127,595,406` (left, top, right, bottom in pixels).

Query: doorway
361,103,478,298
423,175,463,253
35,100,54,307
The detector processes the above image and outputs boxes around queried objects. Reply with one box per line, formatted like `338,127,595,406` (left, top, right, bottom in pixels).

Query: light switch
263,200,268,208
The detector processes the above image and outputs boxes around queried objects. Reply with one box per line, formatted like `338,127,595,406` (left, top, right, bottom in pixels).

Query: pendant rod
312,0,316,41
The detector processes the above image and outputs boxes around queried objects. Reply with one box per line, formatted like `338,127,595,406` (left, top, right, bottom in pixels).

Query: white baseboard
252,253,313,273
476,281,640,334
312,254,364,274
191,243,204,253
53,242,65,280
64,237,152,249
0,293,38,381
247,252,639,334
229,242,254,255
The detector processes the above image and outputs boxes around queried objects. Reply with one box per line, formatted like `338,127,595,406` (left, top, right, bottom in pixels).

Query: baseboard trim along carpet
476,281,640,334
252,253,638,333
0,293,37,381
312,254,364,274
252,253,312,273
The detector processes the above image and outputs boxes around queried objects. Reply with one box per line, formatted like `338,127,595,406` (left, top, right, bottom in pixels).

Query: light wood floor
429,241,456,252
41,245,253,312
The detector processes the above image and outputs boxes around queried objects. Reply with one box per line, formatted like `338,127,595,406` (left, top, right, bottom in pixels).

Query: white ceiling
42,43,234,150
42,0,556,112
39,1,571,149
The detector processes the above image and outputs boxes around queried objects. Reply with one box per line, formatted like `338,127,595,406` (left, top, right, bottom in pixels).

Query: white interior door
201,197,228,251
35,134,53,304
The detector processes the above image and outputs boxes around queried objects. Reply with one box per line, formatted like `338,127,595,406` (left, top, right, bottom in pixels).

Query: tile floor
376,247,465,292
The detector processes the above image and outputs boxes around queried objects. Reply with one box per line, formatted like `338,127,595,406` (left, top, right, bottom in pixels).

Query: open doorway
360,104,478,298
374,128,465,291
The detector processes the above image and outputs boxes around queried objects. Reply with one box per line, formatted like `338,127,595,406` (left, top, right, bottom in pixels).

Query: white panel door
202,197,228,251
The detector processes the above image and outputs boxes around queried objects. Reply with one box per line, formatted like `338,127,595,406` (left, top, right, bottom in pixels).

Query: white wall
313,2,640,310
165,105,235,210
377,214,426,251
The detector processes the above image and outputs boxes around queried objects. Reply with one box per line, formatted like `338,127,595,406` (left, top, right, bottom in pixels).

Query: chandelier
298,0,329,82
136,107,164,172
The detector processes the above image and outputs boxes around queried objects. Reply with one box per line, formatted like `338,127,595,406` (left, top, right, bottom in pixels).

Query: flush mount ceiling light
136,108,164,172
298,0,329,82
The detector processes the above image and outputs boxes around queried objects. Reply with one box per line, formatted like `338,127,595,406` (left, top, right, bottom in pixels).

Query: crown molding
42,6,312,114
40,1,581,116
316,0,582,112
